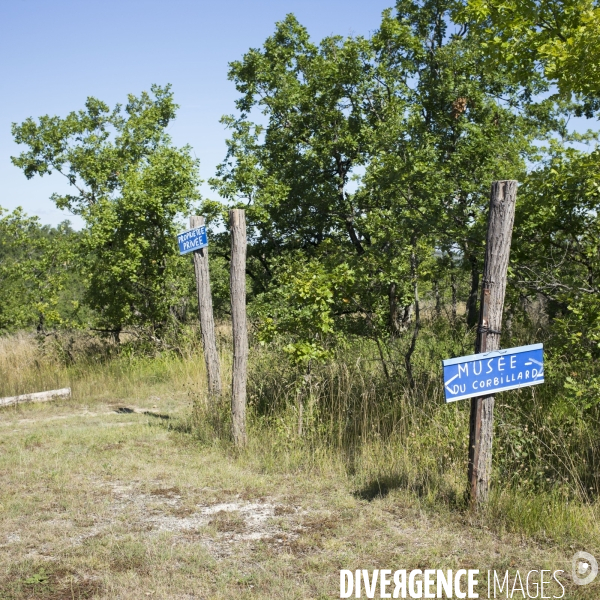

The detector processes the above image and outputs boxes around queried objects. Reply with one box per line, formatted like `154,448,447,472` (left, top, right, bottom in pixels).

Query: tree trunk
505,305,514,339
388,282,401,337
466,258,479,328
190,216,222,398
434,280,441,318
401,303,413,327
0,387,71,408
345,215,365,255
404,244,420,388
229,209,248,447
468,180,518,508
451,272,457,322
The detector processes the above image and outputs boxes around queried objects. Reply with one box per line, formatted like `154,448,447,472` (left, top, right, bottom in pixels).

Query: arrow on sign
444,373,459,395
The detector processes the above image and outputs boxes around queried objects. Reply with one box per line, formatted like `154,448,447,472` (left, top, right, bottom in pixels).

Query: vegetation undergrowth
192,327,599,551
2,314,599,552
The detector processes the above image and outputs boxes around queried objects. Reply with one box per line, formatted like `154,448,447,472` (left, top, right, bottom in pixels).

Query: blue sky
1,0,393,227
2,1,598,229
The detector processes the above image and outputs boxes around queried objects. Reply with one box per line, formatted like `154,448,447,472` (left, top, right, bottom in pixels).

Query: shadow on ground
113,406,170,420
354,476,409,501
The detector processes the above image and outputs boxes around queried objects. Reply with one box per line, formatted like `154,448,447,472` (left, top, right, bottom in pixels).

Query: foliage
360,0,537,327
513,143,600,408
456,0,600,411
254,246,355,365
5,0,600,460
0,207,80,333
11,85,200,338
461,0,600,111
208,2,542,370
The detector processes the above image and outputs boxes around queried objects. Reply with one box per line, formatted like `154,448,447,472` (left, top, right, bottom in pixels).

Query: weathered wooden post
468,180,518,508
229,209,248,447
190,216,221,398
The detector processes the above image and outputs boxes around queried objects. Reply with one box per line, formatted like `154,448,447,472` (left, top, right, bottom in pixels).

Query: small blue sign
442,343,544,403
177,226,208,255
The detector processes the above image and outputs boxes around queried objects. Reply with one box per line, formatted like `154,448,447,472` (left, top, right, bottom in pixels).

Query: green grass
0,329,599,598
1,397,596,599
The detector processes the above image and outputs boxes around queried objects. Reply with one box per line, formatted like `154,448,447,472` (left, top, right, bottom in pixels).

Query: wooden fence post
190,216,221,398
229,209,248,447
468,180,518,508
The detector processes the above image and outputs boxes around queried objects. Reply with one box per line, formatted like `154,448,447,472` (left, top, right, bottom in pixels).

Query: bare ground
0,397,597,599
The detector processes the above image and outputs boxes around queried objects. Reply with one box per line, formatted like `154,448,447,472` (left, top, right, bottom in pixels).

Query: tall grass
0,329,225,405
1,321,599,548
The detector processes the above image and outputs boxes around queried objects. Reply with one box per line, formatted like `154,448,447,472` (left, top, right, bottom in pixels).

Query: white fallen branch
0,387,71,408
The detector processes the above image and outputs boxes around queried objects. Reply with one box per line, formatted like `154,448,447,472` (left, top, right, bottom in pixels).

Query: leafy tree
462,0,600,111
210,3,541,381
210,14,376,262
462,0,600,408
11,85,200,339
255,245,355,366
361,0,535,330
513,141,600,407
0,208,78,333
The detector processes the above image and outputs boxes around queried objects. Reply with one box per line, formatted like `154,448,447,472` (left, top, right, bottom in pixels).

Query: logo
572,551,598,586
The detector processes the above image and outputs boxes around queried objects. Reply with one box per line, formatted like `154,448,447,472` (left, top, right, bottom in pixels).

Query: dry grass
1,332,599,598
0,330,226,407
0,400,596,598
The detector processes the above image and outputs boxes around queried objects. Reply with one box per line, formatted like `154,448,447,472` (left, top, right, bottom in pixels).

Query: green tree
208,14,401,374
362,0,534,330
210,14,376,262
210,4,540,381
462,0,600,111
512,141,600,407
462,0,600,408
11,85,200,339
0,208,78,333
255,246,356,366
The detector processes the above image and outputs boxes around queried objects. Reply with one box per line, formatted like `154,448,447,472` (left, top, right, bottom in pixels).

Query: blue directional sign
442,343,544,403
177,226,208,255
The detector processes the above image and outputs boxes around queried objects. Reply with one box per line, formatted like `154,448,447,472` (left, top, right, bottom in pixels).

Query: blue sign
442,343,544,403
177,226,208,255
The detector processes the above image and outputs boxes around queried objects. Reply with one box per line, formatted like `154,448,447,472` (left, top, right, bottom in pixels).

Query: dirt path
0,400,594,599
